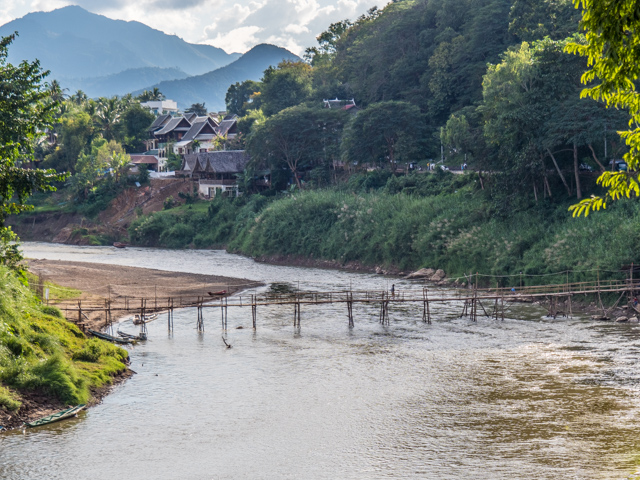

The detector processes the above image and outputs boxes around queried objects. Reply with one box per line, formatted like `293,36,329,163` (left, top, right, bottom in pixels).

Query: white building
140,100,179,115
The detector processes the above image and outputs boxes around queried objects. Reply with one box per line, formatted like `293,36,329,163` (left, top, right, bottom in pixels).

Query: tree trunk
544,174,552,198
546,148,571,195
533,181,538,202
573,141,582,199
587,143,606,171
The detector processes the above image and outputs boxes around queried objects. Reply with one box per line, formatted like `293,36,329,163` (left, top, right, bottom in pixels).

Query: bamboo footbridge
50,276,640,336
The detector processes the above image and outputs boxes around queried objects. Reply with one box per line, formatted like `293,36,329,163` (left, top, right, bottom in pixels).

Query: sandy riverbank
27,259,263,330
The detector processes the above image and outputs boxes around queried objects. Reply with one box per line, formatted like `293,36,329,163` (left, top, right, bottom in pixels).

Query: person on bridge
391,284,395,298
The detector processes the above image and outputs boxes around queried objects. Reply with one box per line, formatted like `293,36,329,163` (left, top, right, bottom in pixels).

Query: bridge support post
293,294,301,328
379,292,389,326
140,299,148,337
347,292,354,328
167,298,174,331
220,296,228,330
197,297,204,332
251,295,257,329
422,288,431,324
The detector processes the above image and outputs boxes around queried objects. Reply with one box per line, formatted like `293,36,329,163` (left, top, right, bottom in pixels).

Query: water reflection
0,243,639,479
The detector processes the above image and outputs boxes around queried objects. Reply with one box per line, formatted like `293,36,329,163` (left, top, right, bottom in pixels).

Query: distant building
145,113,240,166
140,100,179,115
129,153,162,172
174,116,220,155
179,150,250,198
323,98,358,112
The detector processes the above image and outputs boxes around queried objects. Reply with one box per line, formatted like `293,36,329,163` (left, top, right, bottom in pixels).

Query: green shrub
30,333,60,355
0,386,21,412
163,195,176,210
5,337,34,358
26,354,88,404
159,223,195,248
72,338,127,364
41,305,63,318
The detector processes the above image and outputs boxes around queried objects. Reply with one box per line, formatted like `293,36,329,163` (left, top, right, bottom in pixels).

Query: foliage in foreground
567,0,640,215
0,267,128,411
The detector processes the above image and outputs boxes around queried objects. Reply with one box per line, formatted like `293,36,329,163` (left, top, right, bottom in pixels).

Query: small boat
207,290,227,296
113,242,127,248
25,404,86,428
132,313,158,325
117,330,147,341
88,329,133,344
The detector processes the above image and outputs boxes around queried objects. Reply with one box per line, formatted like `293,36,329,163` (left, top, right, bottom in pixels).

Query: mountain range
0,6,299,110
141,44,299,111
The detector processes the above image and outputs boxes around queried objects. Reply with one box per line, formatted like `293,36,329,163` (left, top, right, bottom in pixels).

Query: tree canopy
185,102,207,116
0,33,65,268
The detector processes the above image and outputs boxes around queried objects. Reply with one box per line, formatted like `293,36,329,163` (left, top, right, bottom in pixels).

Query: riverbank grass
0,266,128,414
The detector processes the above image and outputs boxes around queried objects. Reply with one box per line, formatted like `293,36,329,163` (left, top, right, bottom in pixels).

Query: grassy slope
126,173,640,287
0,267,128,414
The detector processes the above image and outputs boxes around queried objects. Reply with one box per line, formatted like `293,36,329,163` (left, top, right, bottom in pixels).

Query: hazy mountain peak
0,5,236,81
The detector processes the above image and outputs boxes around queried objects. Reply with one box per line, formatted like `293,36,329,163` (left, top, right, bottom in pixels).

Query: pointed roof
182,150,250,174
216,117,238,137
148,114,172,132
182,117,219,143
154,116,192,136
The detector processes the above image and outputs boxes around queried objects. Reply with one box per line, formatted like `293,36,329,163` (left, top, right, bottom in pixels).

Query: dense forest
17,0,640,282
220,0,627,206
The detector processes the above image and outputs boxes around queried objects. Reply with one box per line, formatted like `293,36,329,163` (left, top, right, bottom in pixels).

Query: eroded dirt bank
8,178,194,244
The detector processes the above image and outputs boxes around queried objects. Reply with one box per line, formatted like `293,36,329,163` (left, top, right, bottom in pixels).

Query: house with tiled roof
216,115,239,138
130,153,161,172
179,150,250,197
144,112,242,172
173,116,220,155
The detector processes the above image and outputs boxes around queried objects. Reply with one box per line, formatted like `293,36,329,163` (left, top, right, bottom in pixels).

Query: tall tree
260,61,313,117
342,101,426,170
247,106,347,189
226,80,261,116
185,102,207,116
94,96,124,141
137,88,165,102
0,34,65,269
117,103,155,152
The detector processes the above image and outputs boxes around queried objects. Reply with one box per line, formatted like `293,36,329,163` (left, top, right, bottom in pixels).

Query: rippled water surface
2,243,640,479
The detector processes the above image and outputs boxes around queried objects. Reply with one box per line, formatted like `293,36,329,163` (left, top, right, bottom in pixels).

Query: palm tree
48,80,69,103
94,97,124,141
70,90,88,106
150,87,165,101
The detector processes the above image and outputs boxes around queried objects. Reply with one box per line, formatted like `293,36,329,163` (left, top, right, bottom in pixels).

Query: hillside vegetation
127,171,638,286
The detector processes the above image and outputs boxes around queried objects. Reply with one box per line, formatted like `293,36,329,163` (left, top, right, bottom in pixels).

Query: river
2,242,640,479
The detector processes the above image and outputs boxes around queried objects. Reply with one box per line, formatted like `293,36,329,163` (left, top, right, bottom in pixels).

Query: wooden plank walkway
50,277,640,335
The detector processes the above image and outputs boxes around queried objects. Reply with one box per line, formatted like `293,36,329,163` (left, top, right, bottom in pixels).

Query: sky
0,0,384,55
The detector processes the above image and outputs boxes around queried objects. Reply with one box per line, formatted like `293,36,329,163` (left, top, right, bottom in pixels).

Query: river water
2,242,640,479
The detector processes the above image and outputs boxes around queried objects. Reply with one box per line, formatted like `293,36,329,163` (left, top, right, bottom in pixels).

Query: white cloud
206,25,263,53
283,24,309,35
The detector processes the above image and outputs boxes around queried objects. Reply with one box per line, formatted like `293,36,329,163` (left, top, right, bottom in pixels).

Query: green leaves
567,0,640,215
